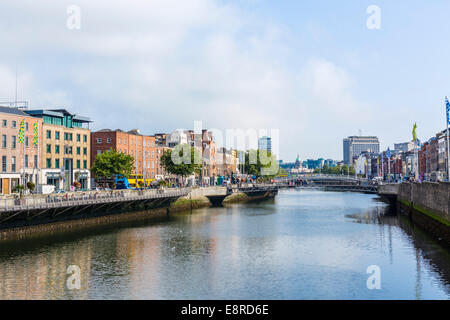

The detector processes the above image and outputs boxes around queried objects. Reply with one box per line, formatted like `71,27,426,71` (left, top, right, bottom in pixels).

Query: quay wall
396,182,450,245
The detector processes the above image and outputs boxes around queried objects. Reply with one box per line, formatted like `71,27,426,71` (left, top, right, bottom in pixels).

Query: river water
0,190,449,300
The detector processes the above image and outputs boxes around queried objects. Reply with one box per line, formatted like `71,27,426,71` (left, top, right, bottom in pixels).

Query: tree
160,144,201,184
91,148,135,179
26,181,35,192
73,181,81,190
244,149,279,179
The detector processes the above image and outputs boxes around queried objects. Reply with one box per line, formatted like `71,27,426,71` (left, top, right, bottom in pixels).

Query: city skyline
0,1,449,161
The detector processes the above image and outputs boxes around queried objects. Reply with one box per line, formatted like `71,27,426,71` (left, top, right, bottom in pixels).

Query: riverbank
395,182,450,245
0,187,277,241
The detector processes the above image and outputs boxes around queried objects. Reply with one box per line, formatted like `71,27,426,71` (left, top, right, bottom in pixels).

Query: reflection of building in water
0,238,93,299
347,205,450,296
114,227,162,297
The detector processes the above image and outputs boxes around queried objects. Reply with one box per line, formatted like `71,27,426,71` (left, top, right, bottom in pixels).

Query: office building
25,109,92,191
343,136,380,165
258,136,272,153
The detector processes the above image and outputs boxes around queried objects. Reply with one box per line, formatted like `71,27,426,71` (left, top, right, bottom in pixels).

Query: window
25,122,29,131
69,133,73,141
34,155,38,169
2,135,7,148
55,145,60,154
76,134,81,142
65,146,72,154
119,138,121,144
25,137,29,147
46,130,51,139
55,158,60,168
25,155,28,168
2,120,7,127
77,147,81,155
96,138,102,144
55,131,60,140
83,147,87,155
46,144,51,153
97,150,102,155
83,160,87,169
1,156,6,172
11,156,16,172
11,136,16,149
64,133,68,140
83,135,87,142
107,138,112,144
76,160,80,169
46,158,51,168
12,120,16,128
124,139,127,144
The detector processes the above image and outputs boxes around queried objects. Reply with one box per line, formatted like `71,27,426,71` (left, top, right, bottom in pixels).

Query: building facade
343,136,380,165
91,129,159,181
25,109,92,191
0,106,42,194
258,136,272,153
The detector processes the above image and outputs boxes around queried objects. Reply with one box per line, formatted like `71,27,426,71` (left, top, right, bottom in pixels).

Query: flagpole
446,97,450,181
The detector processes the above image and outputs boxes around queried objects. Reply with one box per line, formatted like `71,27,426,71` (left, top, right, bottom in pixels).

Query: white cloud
0,0,376,160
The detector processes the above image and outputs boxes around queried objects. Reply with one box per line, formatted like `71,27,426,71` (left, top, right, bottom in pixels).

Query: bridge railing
0,188,190,213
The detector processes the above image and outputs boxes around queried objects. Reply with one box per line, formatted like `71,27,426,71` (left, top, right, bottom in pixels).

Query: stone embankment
379,182,450,245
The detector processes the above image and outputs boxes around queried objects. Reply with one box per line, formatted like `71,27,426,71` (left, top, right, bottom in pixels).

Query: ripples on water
0,190,449,300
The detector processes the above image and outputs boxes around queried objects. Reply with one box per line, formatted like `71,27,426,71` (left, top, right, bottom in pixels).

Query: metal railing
0,188,190,213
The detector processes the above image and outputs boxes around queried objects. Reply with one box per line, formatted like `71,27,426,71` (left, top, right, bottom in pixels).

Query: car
53,190,66,194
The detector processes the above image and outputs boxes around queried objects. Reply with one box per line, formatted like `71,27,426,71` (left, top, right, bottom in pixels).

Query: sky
0,0,449,162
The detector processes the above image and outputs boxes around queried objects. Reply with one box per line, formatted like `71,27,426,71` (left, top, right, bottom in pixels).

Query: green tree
160,144,201,183
26,181,35,192
244,149,279,179
91,148,135,179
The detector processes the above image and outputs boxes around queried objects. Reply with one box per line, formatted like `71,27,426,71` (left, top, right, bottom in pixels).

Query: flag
412,122,417,142
377,157,379,165
32,122,39,146
18,119,25,144
446,96,450,127
386,147,391,159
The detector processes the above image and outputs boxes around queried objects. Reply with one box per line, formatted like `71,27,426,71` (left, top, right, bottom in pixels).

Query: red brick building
91,129,159,180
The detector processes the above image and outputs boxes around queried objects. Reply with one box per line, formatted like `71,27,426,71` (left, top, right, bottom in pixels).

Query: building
394,141,415,154
91,129,158,182
343,136,380,165
258,136,272,153
0,106,42,194
25,109,92,191
305,158,324,169
437,129,449,179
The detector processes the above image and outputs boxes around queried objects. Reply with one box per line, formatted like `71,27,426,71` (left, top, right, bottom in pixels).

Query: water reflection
0,190,449,299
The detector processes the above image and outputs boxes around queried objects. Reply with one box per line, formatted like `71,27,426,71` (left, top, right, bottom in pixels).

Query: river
0,189,449,299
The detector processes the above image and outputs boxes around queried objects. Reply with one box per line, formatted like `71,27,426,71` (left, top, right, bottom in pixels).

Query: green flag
412,122,417,142
18,119,25,144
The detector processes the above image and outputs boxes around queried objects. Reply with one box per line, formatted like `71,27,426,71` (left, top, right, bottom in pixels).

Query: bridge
200,185,279,206
0,188,189,228
297,185,378,194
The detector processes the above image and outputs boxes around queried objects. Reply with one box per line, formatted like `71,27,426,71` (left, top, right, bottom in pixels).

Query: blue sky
0,0,449,161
